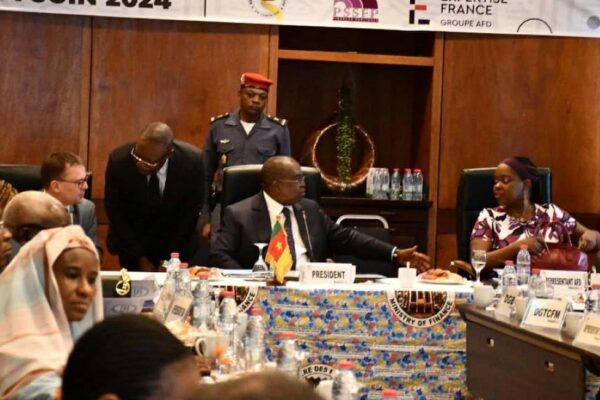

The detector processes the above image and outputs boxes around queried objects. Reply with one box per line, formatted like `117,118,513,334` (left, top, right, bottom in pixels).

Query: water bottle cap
520,244,528,250
532,268,540,274
338,360,353,369
413,168,422,173
280,331,295,339
170,252,180,258
197,272,209,280
221,290,235,298
250,307,263,315
393,167,400,172
180,262,189,268
382,389,399,397
404,168,411,172
505,260,514,265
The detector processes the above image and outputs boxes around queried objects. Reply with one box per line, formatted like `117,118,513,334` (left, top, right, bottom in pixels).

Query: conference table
101,271,600,399
459,304,600,400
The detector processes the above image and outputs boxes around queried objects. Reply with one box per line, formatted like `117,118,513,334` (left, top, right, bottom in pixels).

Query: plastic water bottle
380,168,390,199
413,168,423,201
381,389,400,399
402,168,413,201
244,307,266,370
332,360,360,400
153,252,181,321
192,272,212,329
390,168,401,200
585,288,600,315
276,331,300,377
366,168,375,198
164,262,194,323
516,244,531,285
502,260,517,293
528,268,554,299
218,291,238,338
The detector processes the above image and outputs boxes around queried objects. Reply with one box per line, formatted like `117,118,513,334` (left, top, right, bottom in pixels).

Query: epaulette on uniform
210,113,230,123
266,114,287,126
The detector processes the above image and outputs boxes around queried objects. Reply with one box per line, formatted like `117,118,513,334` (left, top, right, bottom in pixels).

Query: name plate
495,287,520,317
574,313,600,348
300,263,355,284
521,298,568,330
540,270,587,297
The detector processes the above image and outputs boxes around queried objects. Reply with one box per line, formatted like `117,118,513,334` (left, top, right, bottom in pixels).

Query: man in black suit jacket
105,122,204,271
210,156,430,272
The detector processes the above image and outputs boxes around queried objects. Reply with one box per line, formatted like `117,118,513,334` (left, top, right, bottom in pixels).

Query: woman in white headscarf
0,225,103,399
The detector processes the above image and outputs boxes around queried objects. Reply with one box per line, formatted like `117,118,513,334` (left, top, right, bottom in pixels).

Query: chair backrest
455,167,552,262
221,164,321,211
333,214,395,277
0,164,93,200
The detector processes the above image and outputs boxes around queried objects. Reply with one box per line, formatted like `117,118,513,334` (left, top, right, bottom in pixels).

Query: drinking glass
252,243,270,277
471,249,487,284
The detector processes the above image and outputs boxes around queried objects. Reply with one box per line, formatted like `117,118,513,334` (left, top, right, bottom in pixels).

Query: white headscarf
0,225,103,397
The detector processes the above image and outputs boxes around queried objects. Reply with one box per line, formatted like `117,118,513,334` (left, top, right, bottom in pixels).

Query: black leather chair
455,167,552,263
0,164,93,200
220,164,321,212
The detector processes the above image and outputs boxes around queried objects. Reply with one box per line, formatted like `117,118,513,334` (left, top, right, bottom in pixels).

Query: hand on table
394,245,431,273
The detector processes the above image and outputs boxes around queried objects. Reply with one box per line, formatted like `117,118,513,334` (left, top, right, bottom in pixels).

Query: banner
1,0,600,38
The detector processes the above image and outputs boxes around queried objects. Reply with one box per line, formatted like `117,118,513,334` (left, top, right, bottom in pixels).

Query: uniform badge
220,153,228,166
219,139,230,144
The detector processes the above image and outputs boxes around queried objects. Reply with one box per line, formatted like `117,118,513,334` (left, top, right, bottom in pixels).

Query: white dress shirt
262,192,309,268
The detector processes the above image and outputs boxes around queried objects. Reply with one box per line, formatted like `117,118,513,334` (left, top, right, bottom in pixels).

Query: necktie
282,207,297,269
148,173,161,204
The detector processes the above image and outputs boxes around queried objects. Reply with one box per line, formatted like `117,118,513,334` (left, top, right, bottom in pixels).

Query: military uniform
202,109,291,215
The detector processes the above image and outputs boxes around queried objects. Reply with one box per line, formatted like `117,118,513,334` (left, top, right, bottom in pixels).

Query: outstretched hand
394,245,431,273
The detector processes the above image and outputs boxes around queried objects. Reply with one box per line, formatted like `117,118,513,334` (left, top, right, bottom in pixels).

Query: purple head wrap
500,157,538,181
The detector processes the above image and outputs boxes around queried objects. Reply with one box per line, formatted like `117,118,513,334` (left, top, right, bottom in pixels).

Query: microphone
302,210,314,261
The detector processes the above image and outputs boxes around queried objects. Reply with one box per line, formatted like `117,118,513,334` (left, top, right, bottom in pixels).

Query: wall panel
439,33,600,213
88,19,271,197
0,12,90,164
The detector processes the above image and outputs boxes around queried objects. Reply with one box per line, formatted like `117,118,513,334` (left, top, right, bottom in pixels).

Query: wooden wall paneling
0,12,91,165
427,32,444,264
266,26,279,117
438,33,600,213
88,19,271,198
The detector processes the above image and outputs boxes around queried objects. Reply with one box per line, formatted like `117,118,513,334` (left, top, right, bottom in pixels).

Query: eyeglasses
57,172,91,188
130,147,169,169
277,176,305,185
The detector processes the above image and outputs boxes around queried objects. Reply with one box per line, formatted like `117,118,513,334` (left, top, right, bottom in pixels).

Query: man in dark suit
41,151,103,260
210,156,431,272
105,122,204,271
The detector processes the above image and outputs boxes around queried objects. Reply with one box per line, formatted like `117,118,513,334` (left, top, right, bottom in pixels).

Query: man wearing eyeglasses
41,152,102,261
202,72,291,242
105,122,204,272
210,156,431,273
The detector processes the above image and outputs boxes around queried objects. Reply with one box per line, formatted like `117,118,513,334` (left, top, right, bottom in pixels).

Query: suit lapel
251,194,273,244
72,204,80,225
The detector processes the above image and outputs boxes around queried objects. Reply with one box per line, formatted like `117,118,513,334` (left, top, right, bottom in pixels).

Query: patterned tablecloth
231,285,472,400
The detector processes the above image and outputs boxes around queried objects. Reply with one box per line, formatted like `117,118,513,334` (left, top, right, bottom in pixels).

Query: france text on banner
1,0,600,38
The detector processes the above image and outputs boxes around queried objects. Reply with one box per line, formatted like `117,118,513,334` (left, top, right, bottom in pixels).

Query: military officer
201,72,291,241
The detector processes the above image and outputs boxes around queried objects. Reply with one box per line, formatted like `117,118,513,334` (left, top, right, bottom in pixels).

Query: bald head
261,156,305,205
139,122,174,146
2,191,69,244
133,122,175,176
261,156,299,188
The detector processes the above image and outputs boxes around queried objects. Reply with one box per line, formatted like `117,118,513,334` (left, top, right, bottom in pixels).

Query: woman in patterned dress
470,156,600,275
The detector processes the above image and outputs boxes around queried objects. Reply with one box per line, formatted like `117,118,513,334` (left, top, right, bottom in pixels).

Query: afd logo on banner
409,0,430,25
333,0,379,23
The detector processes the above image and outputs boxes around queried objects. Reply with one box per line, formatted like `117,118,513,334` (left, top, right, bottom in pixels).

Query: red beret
240,72,273,91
